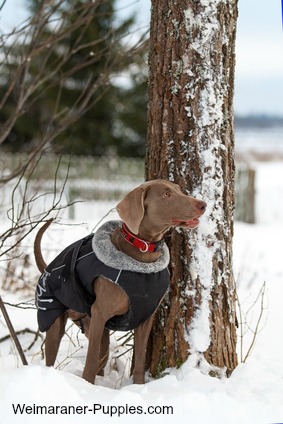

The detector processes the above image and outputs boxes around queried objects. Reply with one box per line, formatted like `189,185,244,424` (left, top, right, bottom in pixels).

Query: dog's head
116,180,206,235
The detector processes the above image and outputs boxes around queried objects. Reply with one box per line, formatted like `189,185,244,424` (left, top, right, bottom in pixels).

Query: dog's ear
116,187,146,234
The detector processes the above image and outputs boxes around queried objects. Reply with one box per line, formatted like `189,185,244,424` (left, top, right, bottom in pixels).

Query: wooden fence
1,153,255,223
0,152,144,182
234,166,256,224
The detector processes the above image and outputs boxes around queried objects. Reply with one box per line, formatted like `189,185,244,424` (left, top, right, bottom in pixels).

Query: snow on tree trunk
146,0,238,376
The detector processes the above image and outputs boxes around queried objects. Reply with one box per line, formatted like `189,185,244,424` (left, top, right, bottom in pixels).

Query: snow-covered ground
1,161,283,424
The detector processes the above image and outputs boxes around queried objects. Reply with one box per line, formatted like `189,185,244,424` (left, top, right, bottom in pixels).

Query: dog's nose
197,200,207,212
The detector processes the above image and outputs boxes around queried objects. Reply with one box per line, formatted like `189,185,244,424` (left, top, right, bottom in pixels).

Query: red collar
120,223,163,253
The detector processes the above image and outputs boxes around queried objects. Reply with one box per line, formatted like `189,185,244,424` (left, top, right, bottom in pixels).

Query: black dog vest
36,234,170,332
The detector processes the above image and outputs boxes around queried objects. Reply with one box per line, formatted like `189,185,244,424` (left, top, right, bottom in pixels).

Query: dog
34,179,206,384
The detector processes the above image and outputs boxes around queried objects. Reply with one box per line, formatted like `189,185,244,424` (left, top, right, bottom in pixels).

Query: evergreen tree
0,0,147,157
114,57,148,157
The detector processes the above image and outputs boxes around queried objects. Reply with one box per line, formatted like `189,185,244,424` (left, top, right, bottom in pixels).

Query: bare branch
0,153,72,258
0,0,7,12
3,300,36,310
236,281,268,363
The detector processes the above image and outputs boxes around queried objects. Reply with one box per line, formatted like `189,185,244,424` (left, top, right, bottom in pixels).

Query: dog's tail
34,219,53,273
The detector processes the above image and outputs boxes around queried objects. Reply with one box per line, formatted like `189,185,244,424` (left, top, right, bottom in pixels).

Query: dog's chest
76,238,170,331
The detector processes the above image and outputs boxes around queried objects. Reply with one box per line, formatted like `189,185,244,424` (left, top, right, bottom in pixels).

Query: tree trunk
146,0,238,377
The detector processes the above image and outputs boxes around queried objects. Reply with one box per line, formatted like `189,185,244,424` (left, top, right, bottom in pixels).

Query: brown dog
34,180,206,384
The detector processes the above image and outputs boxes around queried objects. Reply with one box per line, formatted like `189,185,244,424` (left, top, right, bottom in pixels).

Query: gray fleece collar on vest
92,220,170,273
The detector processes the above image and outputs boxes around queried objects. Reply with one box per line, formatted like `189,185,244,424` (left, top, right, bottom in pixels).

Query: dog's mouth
171,218,200,229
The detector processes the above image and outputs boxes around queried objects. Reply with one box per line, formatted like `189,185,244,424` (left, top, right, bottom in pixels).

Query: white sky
1,0,283,116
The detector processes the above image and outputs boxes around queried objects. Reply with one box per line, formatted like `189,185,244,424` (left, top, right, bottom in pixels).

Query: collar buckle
139,241,149,253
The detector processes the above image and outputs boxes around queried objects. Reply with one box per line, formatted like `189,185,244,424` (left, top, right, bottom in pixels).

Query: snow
1,161,283,423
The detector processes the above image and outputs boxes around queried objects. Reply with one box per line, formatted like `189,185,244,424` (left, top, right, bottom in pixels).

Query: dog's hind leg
45,312,68,366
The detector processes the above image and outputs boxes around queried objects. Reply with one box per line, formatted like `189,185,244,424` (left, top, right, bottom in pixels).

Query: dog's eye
163,191,171,198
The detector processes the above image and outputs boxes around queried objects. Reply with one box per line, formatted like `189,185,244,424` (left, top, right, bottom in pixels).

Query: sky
234,0,283,116
1,0,283,116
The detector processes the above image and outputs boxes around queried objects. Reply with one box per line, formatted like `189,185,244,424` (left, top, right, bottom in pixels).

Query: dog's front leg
82,303,106,384
82,277,129,384
97,328,110,376
133,312,156,384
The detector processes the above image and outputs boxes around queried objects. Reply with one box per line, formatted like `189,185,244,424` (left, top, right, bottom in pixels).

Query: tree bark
146,0,238,376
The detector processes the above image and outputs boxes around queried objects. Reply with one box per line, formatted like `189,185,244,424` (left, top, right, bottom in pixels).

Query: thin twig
242,282,267,363
236,281,267,363
3,300,36,310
